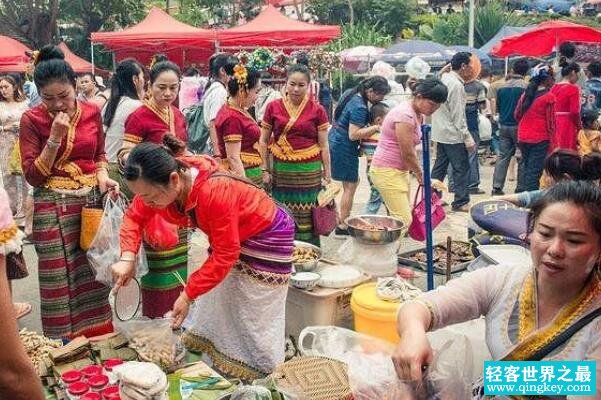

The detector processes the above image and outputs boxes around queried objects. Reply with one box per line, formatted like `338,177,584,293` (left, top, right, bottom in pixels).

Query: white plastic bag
87,196,148,285
338,238,397,277
298,326,475,400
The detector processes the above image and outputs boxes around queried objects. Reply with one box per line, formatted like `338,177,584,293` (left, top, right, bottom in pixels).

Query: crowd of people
2,34,601,398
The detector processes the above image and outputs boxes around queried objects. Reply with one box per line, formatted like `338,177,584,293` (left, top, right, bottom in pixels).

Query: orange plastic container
351,282,401,343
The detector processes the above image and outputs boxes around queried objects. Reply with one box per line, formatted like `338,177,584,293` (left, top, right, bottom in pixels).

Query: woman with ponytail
514,63,556,192
112,136,295,381
102,59,145,167
329,75,390,236
19,45,118,339
550,61,582,151
118,56,191,318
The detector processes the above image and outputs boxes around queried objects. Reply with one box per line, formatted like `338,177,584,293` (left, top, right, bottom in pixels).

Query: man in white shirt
431,52,476,212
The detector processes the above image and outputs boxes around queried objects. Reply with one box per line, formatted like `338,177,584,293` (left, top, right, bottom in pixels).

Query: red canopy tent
216,4,340,48
58,42,109,77
91,6,216,68
491,20,601,57
0,35,31,73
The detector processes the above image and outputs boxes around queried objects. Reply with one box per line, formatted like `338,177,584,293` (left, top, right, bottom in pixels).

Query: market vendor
393,181,601,399
111,136,295,381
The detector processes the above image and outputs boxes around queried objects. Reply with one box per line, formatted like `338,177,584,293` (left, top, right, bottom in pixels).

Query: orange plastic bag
143,214,179,250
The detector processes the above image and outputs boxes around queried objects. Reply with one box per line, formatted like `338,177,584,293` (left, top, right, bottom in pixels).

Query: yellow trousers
369,166,412,227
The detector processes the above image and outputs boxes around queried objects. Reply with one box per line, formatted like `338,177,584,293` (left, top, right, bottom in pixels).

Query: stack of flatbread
114,361,168,400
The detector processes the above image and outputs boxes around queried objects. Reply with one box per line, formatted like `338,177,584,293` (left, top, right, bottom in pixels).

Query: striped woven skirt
141,228,189,318
244,166,263,187
182,206,294,381
272,158,322,246
33,187,112,339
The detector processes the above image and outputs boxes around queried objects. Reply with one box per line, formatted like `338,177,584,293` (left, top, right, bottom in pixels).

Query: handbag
80,203,104,251
408,185,446,242
6,251,28,280
312,200,338,236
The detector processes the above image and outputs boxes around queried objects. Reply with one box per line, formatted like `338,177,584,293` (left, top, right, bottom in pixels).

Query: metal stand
421,126,435,291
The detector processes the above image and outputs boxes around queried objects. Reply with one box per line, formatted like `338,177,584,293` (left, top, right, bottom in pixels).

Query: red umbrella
491,20,601,57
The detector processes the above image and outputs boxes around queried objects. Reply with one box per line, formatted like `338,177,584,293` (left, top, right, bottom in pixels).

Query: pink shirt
371,100,423,170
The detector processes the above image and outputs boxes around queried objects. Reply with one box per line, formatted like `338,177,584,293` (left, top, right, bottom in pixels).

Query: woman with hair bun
259,63,331,246
19,45,118,339
118,56,190,318
370,78,448,228
214,65,263,185
111,137,295,380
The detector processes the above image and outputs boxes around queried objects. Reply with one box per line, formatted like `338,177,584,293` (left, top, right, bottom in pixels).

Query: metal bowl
292,240,321,272
345,215,405,245
290,272,321,290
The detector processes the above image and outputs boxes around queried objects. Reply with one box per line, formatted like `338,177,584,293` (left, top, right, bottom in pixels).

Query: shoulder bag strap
526,307,601,361
413,185,423,206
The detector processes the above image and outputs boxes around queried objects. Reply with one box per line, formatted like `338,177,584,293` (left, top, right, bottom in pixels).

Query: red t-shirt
515,90,556,144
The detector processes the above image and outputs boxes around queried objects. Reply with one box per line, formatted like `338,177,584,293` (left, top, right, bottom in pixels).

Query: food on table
293,246,319,263
19,328,63,372
128,332,179,371
410,241,473,265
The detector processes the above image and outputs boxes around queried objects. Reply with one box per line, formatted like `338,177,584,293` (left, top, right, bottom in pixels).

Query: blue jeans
431,142,470,208
492,125,518,191
365,163,383,214
516,141,549,192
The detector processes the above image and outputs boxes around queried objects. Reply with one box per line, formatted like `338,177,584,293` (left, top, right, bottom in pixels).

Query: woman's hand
50,112,71,141
391,329,433,382
171,292,191,328
262,170,272,185
111,260,136,290
98,174,120,199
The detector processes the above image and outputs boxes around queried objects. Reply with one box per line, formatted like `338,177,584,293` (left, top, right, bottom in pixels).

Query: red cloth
123,103,187,145
214,103,262,167
550,82,581,151
261,97,329,161
515,90,556,144
120,156,277,300
20,101,107,188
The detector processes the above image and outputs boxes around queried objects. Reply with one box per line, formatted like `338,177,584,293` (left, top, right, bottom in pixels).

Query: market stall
90,6,216,69
0,35,31,73
57,42,109,77
215,4,341,49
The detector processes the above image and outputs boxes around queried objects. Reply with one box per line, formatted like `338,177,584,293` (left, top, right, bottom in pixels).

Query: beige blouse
410,263,601,400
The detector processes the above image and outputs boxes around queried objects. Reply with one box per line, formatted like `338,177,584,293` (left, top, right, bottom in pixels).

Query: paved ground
15,152,517,334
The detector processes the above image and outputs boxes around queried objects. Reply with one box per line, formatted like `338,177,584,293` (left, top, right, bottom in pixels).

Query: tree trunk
346,0,354,26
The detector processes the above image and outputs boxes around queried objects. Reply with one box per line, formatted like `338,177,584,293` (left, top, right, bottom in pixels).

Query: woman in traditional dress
328,76,390,236
111,137,294,381
259,63,331,246
0,187,44,400
202,53,239,157
119,59,189,318
393,180,601,398
550,62,582,151
215,65,263,185
19,45,117,339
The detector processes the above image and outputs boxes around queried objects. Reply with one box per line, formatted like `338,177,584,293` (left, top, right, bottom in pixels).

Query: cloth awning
216,5,340,47
58,42,108,76
91,6,215,50
0,35,30,73
491,20,601,57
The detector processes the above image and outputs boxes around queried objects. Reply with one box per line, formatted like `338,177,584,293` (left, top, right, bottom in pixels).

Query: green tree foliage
326,22,392,52
0,0,61,47
308,0,418,39
431,0,525,47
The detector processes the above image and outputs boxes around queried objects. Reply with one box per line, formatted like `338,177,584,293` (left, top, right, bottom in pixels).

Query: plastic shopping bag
87,196,148,285
298,326,475,400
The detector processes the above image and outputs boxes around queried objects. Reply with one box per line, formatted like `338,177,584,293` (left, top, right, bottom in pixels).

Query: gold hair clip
233,63,248,91
30,50,40,66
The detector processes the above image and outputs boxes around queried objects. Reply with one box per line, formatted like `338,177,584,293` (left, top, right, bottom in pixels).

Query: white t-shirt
102,96,143,163
202,81,228,127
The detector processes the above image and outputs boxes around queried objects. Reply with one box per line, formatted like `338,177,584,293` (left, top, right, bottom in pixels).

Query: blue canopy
479,26,534,55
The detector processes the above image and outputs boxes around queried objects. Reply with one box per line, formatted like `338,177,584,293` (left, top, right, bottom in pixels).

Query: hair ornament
233,63,248,91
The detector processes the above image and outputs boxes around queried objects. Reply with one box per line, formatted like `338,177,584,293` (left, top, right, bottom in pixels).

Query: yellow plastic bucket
351,282,401,344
